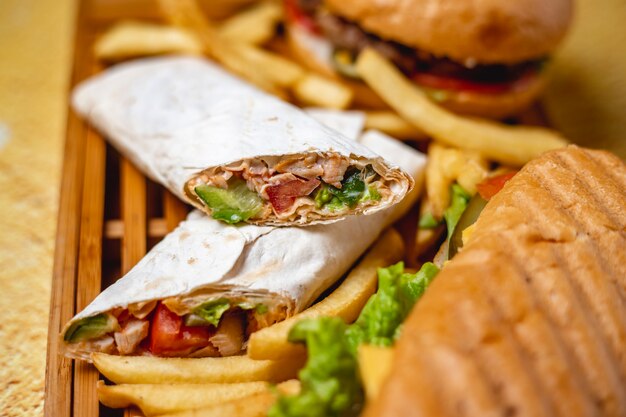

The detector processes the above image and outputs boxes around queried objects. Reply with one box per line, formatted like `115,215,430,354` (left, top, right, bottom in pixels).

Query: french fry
159,0,216,32
197,0,259,20
97,380,270,416
247,229,404,360
158,380,300,417
425,144,453,218
358,345,394,402
355,49,568,166
425,143,488,217
455,154,489,196
364,111,428,140
158,0,284,96
159,0,352,108
293,74,353,109
159,392,274,417
94,21,203,62
92,352,305,385
218,1,282,45
231,43,305,87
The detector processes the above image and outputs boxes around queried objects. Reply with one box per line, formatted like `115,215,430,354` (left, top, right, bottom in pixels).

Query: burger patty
297,0,542,84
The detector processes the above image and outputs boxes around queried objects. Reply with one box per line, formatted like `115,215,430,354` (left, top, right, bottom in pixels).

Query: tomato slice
284,0,320,34
149,303,212,356
476,172,518,200
266,178,321,213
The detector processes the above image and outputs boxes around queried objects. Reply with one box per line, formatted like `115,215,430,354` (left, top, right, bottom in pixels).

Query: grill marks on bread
367,146,626,417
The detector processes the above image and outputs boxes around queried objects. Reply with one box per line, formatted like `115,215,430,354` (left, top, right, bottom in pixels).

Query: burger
284,0,573,118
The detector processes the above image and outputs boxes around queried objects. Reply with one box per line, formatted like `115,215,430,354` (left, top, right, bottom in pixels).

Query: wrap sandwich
71,56,413,226
61,130,427,360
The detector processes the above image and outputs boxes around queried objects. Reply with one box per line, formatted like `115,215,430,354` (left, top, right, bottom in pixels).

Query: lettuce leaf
270,262,439,417
345,262,439,352
269,317,362,417
315,169,379,210
191,299,231,327
444,184,471,242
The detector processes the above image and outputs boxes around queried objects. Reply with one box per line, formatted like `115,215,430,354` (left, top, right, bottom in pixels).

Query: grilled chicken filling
64,297,288,358
187,154,389,224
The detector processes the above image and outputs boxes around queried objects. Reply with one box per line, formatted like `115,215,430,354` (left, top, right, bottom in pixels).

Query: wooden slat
44,1,93,415
164,190,189,232
120,157,148,417
73,123,107,417
124,407,144,417
120,159,147,273
43,106,88,417
120,160,149,417
104,218,170,239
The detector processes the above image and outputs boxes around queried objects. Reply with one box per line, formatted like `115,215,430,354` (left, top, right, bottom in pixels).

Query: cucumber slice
64,313,119,343
195,179,263,224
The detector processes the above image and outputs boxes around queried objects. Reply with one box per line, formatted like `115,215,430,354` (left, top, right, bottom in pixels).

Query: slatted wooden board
43,1,550,416
43,2,190,417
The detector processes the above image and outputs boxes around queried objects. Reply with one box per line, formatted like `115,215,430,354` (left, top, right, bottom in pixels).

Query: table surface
0,0,77,416
0,0,624,416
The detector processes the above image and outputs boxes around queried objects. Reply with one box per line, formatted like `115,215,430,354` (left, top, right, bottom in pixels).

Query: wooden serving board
43,1,550,416
44,2,189,417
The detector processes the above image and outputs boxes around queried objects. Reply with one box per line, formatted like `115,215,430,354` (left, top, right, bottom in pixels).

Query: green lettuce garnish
270,262,439,417
345,262,439,352
192,299,231,327
360,185,382,203
315,169,380,211
64,313,118,343
195,178,263,224
332,169,366,207
269,317,362,417
418,212,441,229
444,184,471,242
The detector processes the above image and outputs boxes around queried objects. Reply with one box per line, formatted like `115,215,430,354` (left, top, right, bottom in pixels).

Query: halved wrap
71,56,413,226
61,131,427,360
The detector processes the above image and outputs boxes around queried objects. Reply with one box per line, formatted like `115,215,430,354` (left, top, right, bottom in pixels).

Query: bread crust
287,23,544,117
365,146,626,417
324,0,573,65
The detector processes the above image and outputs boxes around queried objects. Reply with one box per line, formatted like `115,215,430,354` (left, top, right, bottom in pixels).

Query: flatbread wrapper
71,56,413,226
62,130,427,360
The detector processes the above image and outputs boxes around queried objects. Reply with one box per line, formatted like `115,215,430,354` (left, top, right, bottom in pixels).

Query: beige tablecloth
0,0,624,416
0,0,76,416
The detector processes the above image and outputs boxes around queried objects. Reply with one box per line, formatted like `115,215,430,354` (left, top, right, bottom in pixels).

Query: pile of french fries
89,1,571,415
